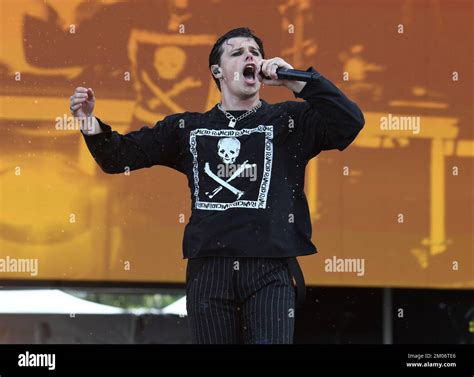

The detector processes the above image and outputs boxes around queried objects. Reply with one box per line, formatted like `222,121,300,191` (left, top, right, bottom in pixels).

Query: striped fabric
186,256,296,344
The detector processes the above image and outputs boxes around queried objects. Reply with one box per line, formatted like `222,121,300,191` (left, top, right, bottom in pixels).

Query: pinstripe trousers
185,256,296,344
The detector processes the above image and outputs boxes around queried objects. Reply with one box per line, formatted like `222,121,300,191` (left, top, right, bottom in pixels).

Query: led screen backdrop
0,0,472,288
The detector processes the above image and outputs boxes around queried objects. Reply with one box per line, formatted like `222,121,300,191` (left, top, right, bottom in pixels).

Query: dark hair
208,27,265,91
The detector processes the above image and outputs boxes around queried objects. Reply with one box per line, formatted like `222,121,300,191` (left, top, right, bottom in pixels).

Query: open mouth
242,64,257,84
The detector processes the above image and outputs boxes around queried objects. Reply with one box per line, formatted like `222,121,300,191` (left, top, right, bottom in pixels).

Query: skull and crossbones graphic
204,137,256,200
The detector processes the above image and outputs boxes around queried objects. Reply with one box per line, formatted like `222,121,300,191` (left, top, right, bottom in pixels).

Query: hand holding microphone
258,57,319,92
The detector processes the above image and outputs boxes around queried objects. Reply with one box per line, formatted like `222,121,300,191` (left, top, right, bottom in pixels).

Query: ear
211,65,222,78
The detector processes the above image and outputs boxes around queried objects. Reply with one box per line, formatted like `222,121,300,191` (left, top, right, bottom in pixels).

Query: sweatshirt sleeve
80,114,184,174
288,66,365,160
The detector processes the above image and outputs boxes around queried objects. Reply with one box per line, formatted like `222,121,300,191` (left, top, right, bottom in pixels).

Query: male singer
71,27,365,344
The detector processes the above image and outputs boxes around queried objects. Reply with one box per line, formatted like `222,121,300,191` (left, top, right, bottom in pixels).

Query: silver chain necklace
217,100,262,128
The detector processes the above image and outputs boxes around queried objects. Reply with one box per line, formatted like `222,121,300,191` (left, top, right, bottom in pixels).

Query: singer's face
218,37,263,98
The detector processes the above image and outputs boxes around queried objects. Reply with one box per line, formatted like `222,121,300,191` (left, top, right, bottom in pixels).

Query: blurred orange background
0,0,472,288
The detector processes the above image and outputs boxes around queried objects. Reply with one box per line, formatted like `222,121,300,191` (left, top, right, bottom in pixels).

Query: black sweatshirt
81,67,365,259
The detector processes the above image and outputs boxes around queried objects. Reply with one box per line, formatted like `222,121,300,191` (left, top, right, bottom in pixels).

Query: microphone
259,68,321,82
276,68,321,82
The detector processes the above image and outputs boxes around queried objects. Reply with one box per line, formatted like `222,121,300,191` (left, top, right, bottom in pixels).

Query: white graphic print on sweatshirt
189,125,273,211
